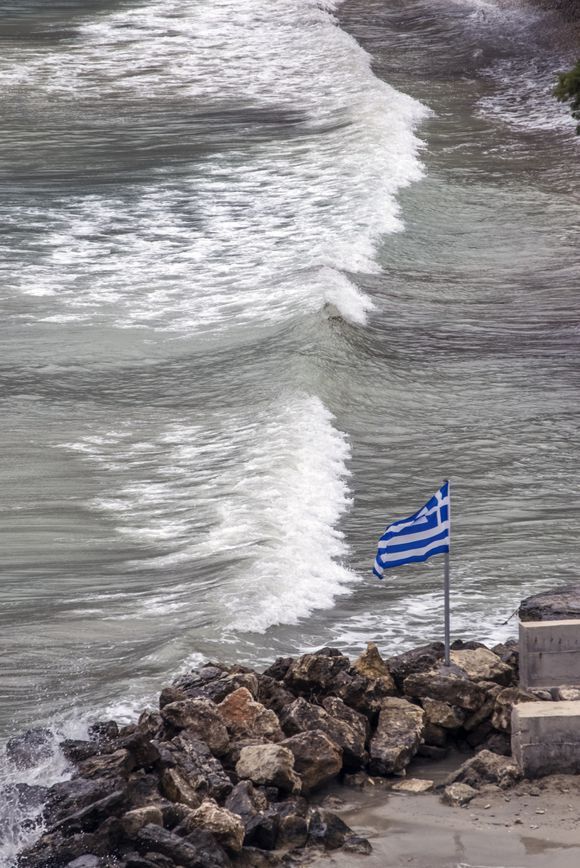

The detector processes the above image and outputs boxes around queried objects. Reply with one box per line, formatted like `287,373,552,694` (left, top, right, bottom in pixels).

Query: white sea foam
0,0,427,335
62,394,357,631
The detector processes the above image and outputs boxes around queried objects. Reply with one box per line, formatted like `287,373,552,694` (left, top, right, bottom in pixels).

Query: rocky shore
8,629,568,868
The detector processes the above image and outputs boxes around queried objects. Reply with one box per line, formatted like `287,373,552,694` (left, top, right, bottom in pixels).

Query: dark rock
281,731,342,792
170,732,233,802
46,777,124,827
51,789,128,835
387,642,445,691
19,829,110,867
307,808,352,850
492,640,519,676
159,686,186,709
3,782,48,813
519,584,580,622
322,696,370,742
88,721,119,744
60,740,99,764
271,798,308,849
445,749,521,790
77,748,135,780
369,697,425,776
137,710,163,739
417,743,449,760
280,698,365,770
225,781,267,826
283,652,350,696
403,671,487,712
233,847,281,867
423,723,447,748
136,823,231,867
112,731,161,770
477,732,511,757
160,699,230,756
256,676,296,715
343,835,372,855
465,720,494,748
244,809,280,850
6,728,54,770
262,657,294,682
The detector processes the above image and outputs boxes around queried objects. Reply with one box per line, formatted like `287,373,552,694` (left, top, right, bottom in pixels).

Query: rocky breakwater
11,637,539,868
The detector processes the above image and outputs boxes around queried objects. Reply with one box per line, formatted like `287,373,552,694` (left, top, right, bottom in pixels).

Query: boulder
369,697,425,776
169,732,233,802
243,809,280,850
262,656,294,682
450,648,513,686
120,805,163,837
136,824,231,868
280,698,365,770
224,781,267,826
403,671,486,712
45,777,125,827
491,688,538,733
236,744,301,794
160,699,229,756
352,643,393,684
60,740,99,764
387,642,445,690
423,723,447,748
256,676,296,715
88,721,119,743
49,789,128,836
331,670,396,717
183,799,245,852
77,749,135,781
492,640,519,674
282,731,342,792
217,688,283,742
283,650,350,695
322,696,370,742
420,698,465,730
307,808,354,850
6,728,54,769
271,798,309,849
477,732,511,757
445,749,521,790
442,782,478,806
519,583,580,622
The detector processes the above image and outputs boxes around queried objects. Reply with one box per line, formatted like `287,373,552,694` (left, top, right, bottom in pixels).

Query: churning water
0,0,579,859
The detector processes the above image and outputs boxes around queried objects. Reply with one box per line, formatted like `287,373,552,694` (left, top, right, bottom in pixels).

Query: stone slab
512,700,580,778
519,619,580,688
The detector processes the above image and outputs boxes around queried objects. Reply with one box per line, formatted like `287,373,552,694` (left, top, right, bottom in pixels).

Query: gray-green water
0,0,579,778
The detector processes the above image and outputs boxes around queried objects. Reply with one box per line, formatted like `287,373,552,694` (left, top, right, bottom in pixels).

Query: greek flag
373,481,450,579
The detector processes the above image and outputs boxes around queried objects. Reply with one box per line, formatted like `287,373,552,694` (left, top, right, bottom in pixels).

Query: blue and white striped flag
373,481,450,579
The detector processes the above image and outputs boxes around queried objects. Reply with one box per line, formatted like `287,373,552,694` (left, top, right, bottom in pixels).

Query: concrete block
519,620,580,688
512,700,580,778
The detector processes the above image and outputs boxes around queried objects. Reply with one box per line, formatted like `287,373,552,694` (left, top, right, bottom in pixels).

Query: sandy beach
311,763,580,868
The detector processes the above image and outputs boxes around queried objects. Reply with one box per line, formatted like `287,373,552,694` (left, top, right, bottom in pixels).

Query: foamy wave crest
60,394,357,632
0,0,427,335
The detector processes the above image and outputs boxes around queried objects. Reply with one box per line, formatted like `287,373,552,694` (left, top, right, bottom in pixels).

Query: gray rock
491,687,538,733
387,642,445,690
519,584,580,622
369,697,425,775
442,782,478,806
404,671,487,712
445,749,521,790
307,808,352,850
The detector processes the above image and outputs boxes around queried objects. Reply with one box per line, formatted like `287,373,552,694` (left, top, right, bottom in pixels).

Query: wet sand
311,767,580,868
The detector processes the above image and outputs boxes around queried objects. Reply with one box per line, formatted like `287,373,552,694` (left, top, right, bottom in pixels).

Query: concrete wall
512,701,580,778
519,619,580,689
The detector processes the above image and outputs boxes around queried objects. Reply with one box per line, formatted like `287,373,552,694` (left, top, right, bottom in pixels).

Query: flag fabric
373,481,450,579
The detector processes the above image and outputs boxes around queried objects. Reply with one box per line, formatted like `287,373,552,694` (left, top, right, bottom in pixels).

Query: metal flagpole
444,480,451,667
